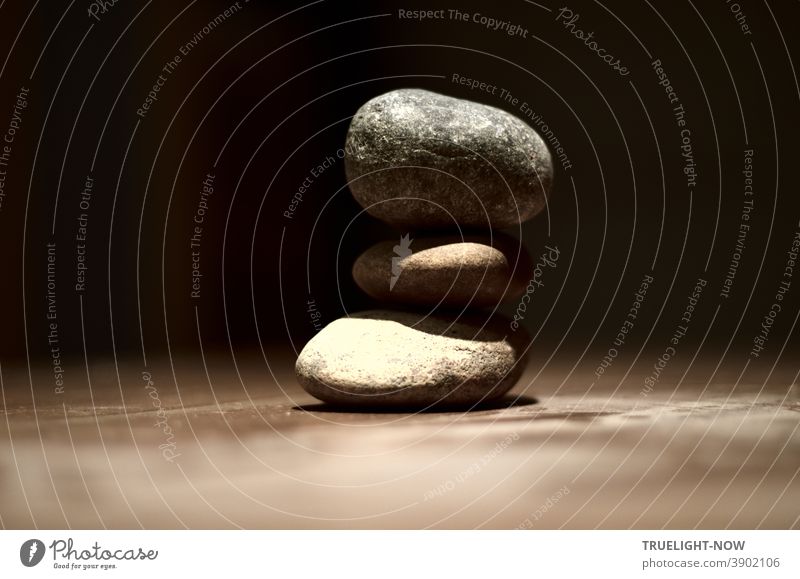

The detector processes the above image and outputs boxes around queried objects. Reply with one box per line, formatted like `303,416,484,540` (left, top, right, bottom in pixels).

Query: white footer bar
1,530,797,578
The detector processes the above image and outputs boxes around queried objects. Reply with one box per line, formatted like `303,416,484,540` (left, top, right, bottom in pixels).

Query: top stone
345,88,553,230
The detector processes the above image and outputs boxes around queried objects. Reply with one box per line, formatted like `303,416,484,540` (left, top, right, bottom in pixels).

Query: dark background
0,0,798,389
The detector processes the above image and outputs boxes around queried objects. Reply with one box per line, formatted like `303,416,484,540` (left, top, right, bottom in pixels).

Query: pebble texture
344,88,553,229
295,310,527,407
352,234,531,308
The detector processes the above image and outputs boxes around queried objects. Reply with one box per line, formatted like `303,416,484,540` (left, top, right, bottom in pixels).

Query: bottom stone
295,310,528,408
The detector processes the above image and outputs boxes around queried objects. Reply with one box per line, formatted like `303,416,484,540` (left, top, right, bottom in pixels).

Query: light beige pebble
295,310,528,408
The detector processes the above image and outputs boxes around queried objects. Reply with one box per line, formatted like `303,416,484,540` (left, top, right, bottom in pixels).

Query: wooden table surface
1,350,799,529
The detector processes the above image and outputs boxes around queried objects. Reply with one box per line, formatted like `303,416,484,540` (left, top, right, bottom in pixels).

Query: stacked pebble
296,89,553,408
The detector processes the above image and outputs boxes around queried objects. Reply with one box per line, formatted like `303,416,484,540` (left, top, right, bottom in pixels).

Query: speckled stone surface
295,310,527,407
344,88,553,229
352,233,531,308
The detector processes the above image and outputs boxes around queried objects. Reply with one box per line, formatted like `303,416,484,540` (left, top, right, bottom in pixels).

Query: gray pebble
345,88,553,229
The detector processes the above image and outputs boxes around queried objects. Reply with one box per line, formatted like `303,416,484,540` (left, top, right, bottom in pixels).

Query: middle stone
352,233,531,308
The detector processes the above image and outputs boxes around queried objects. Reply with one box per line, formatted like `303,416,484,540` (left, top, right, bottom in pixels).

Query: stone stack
296,89,553,408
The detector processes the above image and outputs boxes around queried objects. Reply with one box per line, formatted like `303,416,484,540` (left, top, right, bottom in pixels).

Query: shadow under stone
292,393,538,415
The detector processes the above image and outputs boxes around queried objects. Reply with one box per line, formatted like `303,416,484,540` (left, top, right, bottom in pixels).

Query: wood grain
1,353,798,529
